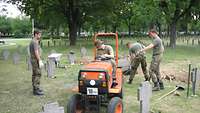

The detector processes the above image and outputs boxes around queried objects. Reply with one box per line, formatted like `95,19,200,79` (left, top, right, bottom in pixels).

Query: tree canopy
3,0,200,47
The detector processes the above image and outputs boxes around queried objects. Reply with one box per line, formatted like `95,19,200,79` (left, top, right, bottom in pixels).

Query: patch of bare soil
137,60,191,83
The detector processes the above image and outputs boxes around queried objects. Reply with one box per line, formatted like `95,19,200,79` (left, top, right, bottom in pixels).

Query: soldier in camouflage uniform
94,40,118,87
29,30,44,95
141,30,164,91
126,42,150,84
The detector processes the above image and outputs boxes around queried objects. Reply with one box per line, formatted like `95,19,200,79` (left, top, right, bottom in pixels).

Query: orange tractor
67,33,123,113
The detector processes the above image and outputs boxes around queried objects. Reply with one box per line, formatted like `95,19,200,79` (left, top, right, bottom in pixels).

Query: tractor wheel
107,97,123,113
67,94,84,113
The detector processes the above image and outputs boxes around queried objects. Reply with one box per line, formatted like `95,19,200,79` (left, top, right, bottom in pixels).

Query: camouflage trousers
149,54,163,83
105,59,116,78
129,54,149,81
31,59,42,90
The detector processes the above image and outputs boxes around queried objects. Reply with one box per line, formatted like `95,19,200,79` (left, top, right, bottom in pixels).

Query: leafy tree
6,0,120,45
159,0,200,48
0,16,12,35
11,17,31,36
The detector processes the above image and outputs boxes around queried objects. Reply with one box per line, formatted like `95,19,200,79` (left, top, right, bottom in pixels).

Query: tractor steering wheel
95,55,111,61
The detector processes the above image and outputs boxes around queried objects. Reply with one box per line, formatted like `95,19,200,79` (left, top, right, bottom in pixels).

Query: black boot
159,82,164,90
145,77,150,82
111,78,118,88
152,82,160,91
33,89,44,96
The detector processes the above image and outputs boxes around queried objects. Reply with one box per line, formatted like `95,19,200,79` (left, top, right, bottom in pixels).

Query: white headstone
41,102,64,113
80,47,87,58
2,50,10,60
138,81,152,113
47,59,55,78
67,51,75,65
12,52,20,64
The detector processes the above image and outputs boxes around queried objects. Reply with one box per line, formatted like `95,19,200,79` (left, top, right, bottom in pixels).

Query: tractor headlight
81,72,87,79
99,72,105,79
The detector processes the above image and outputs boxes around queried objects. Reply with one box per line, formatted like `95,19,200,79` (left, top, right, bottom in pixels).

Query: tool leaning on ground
157,85,185,101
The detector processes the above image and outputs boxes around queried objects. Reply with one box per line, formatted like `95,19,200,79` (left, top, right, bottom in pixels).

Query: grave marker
138,81,152,113
80,47,87,58
2,50,10,60
47,59,55,78
12,52,20,64
191,68,200,96
192,39,195,45
39,102,64,113
67,51,76,65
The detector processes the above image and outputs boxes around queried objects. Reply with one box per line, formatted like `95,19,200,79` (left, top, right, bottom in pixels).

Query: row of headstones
40,39,92,47
27,47,88,78
40,40,68,47
187,64,200,97
1,50,21,64
180,38,200,45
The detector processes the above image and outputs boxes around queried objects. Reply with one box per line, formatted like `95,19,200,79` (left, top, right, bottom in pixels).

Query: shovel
157,85,185,101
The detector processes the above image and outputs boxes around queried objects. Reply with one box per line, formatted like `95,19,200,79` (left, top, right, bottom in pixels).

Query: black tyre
67,94,84,113
107,97,123,113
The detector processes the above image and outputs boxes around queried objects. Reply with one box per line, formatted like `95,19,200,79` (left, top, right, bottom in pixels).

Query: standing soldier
126,42,150,84
29,30,44,95
141,30,164,91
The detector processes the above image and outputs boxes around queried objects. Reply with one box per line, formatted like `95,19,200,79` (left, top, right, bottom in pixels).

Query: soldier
141,30,164,91
94,40,118,87
126,42,150,84
29,30,44,95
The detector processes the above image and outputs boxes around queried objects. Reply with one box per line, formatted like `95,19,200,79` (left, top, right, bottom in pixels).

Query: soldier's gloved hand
39,60,44,68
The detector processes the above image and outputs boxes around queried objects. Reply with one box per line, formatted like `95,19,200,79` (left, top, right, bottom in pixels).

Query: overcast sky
0,1,23,18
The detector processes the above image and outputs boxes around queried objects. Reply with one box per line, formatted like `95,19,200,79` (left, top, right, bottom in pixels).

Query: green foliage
0,16,31,37
0,16,12,34
3,0,200,46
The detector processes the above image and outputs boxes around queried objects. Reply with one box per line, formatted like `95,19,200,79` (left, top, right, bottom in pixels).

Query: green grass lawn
0,38,200,113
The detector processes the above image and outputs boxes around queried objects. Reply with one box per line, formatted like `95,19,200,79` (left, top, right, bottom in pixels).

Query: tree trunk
56,27,59,36
169,21,177,48
167,25,170,37
112,24,117,33
128,24,131,37
68,0,79,46
68,21,77,45
157,22,162,37
104,25,108,33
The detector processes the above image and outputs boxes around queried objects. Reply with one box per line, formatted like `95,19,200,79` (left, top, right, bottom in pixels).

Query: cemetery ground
0,37,200,113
